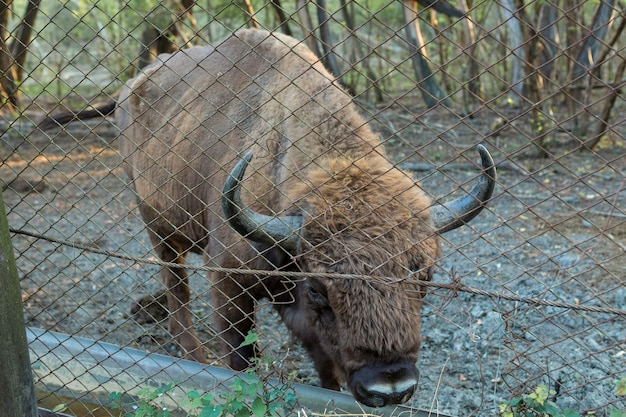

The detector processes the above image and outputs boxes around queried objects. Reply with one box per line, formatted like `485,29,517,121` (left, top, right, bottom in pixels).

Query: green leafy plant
499,385,579,417
110,383,176,417
610,376,626,417
110,331,297,417
500,379,626,417
616,377,626,397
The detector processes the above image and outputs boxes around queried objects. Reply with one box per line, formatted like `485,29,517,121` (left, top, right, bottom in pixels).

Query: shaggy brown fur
117,28,441,406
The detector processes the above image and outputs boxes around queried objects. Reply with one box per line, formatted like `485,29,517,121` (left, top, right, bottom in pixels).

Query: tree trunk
0,0,42,111
240,0,260,28
138,27,179,70
537,2,558,81
570,1,616,82
0,189,38,417
8,0,40,83
512,0,560,157
402,0,451,108
270,0,292,36
0,0,17,111
0,44,17,111
498,0,525,106
584,10,626,150
296,0,322,58
584,47,626,150
137,0,196,71
339,0,381,100
314,0,343,81
569,0,616,140
456,0,481,107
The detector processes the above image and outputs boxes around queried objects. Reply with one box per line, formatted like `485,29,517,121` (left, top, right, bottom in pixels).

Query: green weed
110,331,297,417
500,379,626,417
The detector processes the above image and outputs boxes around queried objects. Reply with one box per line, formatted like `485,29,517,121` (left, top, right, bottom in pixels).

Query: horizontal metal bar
27,327,452,417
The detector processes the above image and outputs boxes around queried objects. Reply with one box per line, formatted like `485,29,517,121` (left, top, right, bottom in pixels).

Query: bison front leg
150,236,206,362
302,340,342,390
276,302,342,390
162,263,207,362
211,272,256,371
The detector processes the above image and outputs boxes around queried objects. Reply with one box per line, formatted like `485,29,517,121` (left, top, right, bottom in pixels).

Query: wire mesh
1,0,624,416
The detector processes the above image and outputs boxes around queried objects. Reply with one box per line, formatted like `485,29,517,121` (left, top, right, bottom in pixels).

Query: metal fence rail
1,0,624,416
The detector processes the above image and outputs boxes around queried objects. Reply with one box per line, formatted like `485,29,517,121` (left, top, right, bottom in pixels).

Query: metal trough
28,328,451,417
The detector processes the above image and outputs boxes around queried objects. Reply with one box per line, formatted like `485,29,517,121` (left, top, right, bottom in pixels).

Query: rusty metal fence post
0,189,38,417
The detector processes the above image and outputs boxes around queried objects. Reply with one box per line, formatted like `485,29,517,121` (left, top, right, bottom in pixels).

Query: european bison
116,28,496,407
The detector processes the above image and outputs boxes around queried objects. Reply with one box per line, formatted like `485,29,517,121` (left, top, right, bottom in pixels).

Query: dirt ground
2,100,625,416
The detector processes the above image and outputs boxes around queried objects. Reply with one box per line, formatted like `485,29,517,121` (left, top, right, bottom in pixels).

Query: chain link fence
1,0,625,416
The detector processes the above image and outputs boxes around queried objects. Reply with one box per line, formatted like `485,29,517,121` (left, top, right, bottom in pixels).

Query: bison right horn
222,151,303,251
430,144,496,234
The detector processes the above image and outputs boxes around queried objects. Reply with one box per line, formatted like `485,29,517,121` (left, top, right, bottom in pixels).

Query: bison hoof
130,290,169,323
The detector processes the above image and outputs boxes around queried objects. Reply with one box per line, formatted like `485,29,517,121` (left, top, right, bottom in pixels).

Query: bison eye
305,282,329,309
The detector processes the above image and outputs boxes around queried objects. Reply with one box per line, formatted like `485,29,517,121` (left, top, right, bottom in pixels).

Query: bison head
222,146,496,407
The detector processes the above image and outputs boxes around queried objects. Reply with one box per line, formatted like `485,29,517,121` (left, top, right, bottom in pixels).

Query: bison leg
211,273,256,371
130,288,168,323
149,233,206,362
275,304,341,390
304,341,341,390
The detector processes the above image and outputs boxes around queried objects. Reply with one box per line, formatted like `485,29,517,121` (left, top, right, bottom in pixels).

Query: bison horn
430,144,496,234
222,151,303,251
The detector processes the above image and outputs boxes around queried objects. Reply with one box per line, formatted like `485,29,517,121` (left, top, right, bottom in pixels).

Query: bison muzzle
117,28,496,407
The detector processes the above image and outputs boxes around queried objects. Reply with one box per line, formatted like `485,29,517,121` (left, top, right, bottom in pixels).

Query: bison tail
37,101,116,131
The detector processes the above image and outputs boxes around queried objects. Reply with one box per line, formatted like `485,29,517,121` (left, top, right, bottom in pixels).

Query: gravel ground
2,107,625,416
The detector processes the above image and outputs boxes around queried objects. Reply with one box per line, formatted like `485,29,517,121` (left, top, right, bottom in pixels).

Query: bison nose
349,362,419,408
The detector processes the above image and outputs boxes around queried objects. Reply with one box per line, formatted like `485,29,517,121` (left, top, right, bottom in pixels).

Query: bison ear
430,145,496,234
222,151,303,251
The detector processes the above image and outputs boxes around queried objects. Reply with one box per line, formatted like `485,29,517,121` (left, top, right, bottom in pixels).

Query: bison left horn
430,144,496,234
222,151,303,251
